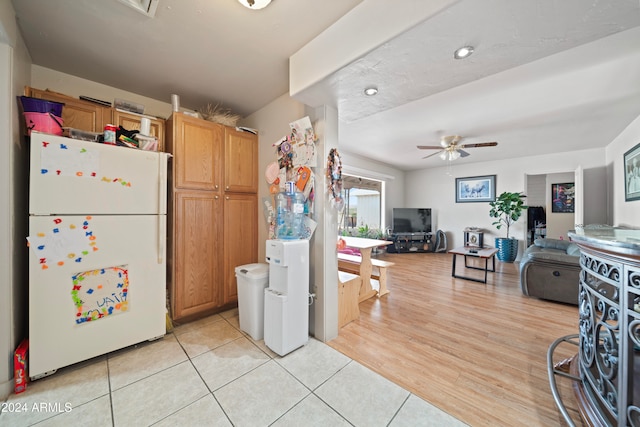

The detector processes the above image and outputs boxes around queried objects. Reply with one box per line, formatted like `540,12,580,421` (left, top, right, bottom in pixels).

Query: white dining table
341,236,392,302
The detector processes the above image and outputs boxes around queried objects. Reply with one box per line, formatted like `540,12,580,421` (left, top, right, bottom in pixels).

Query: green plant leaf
488,192,527,238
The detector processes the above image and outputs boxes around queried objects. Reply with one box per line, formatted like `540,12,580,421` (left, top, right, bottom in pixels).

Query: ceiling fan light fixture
454,46,474,59
117,0,159,17
451,150,461,160
439,151,447,161
364,87,378,96
238,0,272,9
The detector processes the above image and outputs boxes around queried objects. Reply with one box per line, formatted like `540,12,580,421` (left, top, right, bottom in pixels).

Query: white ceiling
11,0,640,171
11,0,363,115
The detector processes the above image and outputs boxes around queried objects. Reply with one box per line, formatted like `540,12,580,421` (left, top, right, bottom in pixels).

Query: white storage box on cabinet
235,263,269,340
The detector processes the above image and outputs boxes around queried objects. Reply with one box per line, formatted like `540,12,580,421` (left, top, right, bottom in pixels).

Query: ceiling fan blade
417,145,443,150
458,149,470,157
458,141,498,149
422,150,443,159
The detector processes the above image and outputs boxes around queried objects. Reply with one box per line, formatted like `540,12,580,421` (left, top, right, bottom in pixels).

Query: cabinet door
171,114,223,191
28,88,111,132
223,193,258,304
113,110,165,151
224,128,258,193
172,190,223,320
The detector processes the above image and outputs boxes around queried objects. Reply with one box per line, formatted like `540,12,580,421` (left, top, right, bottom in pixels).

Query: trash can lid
234,263,269,279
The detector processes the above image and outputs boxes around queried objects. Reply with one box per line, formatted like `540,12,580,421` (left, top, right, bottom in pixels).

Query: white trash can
235,263,269,340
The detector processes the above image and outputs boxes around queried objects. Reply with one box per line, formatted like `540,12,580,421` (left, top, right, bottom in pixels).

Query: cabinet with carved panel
166,113,258,321
549,228,640,426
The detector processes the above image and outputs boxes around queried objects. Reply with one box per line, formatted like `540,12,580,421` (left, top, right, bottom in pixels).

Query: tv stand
387,232,434,253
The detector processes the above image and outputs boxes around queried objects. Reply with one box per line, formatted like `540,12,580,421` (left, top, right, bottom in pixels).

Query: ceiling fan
417,135,498,161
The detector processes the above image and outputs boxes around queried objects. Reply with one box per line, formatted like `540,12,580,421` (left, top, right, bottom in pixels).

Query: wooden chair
338,271,361,328
338,253,395,297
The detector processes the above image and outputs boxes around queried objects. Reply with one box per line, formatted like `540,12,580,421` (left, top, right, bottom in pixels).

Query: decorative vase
495,237,518,262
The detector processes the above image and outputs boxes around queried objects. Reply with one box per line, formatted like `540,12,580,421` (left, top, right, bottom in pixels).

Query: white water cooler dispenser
264,239,309,356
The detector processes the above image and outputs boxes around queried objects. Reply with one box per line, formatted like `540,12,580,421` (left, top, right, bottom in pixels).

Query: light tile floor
1,309,467,427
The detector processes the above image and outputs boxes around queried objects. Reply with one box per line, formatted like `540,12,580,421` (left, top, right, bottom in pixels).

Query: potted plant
489,191,527,262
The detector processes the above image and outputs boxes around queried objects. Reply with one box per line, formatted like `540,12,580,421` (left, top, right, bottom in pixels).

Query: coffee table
448,246,499,284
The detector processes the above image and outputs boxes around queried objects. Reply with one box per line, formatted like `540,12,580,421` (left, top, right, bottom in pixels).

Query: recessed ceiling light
454,46,474,59
238,0,272,9
364,87,378,96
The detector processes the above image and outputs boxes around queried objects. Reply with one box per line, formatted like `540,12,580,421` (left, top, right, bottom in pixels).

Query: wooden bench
338,271,361,328
337,253,395,297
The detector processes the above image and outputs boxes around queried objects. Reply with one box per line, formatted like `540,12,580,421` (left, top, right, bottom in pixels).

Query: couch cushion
526,250,581,266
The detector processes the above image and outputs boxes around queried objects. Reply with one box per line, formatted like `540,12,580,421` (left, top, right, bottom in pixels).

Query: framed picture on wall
551,183,575,213
624,142,640,202
455,175,496,203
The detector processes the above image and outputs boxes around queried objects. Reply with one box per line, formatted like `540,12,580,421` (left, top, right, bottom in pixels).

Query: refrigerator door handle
158,154,170,215
158,216,165,264
158,153,170,264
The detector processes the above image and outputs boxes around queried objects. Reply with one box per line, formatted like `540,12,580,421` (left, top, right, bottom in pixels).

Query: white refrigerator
27,132,170,380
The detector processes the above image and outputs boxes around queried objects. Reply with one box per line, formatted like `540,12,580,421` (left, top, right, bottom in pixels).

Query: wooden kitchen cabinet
167,113,258,321
27,87,111,132
26,87,167,151
113,110,165,151
167,113,223,191
223,193,258,304
171,190,223,320
224,127,258,193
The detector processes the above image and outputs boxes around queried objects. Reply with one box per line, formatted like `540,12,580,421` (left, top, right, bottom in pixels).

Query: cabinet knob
225,186,230,190
214,195,219,200
226,196,230,200
214,184,219,190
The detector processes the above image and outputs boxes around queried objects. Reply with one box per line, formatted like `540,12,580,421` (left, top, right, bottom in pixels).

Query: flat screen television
392,208,432,233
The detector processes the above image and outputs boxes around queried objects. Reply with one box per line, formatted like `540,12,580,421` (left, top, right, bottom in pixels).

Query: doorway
339,175,384,237
525,172,576,242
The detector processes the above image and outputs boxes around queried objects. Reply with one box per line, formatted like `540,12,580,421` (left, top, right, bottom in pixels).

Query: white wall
0,0,31,399
31,66,175,119
404,148,608,257
0,30,14,404
241,93,308,262
606,114,640,227
340,150,405,230
240,92,407,253
242,95,341,341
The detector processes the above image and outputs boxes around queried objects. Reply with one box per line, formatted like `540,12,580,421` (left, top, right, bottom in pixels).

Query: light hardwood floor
329,251,584,427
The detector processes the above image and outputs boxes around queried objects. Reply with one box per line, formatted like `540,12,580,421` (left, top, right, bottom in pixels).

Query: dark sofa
519,238,581,305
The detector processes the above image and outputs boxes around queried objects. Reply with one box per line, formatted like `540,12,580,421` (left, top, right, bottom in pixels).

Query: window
339,175,384,237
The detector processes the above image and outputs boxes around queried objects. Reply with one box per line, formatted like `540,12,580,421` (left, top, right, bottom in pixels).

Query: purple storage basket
18,96,64,116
